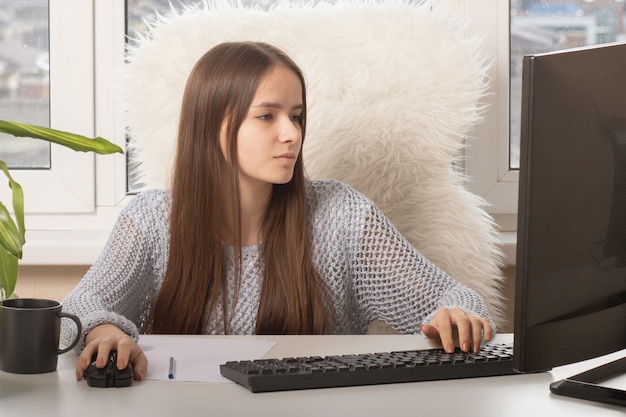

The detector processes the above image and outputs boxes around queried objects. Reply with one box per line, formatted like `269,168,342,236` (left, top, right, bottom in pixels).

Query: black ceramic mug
0,298,81,374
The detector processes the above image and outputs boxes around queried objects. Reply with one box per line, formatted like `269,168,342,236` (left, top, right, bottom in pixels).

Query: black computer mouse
85,350,133,388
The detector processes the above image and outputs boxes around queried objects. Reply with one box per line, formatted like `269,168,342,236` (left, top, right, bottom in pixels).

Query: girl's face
230,65,303,191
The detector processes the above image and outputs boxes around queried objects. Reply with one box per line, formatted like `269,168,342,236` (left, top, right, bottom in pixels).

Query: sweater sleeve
342,186,496,335
61,191,168,351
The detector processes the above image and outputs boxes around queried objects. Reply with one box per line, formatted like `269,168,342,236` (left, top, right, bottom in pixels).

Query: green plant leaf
0,120,123,155
0,120,121,300
0,246,18,299
0,202,22,258
0,161,25,258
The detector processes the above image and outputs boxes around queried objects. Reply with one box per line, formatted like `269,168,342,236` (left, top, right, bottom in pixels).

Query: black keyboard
220,342,517,392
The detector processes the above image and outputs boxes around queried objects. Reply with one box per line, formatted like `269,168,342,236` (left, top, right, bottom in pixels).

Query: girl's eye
290,114,303,123
258,114,272,121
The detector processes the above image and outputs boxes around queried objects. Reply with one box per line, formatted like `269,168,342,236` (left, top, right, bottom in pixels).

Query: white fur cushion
123,0,506,328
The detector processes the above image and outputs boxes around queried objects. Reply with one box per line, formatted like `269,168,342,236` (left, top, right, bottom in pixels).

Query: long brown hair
152,42,330,335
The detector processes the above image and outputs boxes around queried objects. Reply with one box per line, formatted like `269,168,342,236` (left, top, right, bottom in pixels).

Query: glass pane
510,0,626,169
0,0,50,169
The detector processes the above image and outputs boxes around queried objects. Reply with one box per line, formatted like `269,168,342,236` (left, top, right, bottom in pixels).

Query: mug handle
58,312,82,355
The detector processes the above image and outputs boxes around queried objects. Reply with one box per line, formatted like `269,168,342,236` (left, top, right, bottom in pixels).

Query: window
465,0,625,226
510,0,626,169
0,0,50,168
13,0,623,266
0,0,127,265
0,0,112,220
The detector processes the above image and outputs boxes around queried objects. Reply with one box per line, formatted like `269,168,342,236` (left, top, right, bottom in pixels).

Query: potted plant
0,120,123,300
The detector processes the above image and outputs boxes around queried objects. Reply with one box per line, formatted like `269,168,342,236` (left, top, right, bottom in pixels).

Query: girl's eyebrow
252,102,303,111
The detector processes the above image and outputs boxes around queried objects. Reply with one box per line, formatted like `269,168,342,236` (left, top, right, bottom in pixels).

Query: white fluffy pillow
124,0,506,327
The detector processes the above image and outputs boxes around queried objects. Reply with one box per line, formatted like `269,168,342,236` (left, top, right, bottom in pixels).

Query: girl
62,41,494,382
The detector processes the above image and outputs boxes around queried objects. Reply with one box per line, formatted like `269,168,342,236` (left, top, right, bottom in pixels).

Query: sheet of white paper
139,335,276,383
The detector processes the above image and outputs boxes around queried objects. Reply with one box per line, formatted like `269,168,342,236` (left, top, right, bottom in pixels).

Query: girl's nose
278,117,301,143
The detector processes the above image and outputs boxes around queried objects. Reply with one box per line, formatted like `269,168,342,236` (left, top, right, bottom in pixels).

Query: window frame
13,0,517,266
0,0,96,215
463,0,519,215
462,0,518,262
8,0,130,265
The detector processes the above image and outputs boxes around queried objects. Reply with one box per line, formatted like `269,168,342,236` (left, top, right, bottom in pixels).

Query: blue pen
168,357,175,380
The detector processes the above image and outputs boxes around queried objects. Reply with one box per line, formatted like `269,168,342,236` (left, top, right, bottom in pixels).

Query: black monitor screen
514,41,626,377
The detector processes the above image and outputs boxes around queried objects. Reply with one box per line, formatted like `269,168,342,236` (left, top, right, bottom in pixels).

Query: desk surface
1,333,624,417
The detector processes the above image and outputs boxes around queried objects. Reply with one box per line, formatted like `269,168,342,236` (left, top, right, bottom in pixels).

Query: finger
75,341,99,380
114,342,131,370
465,312,483,353
450,309,473,352
75,351,90,381
419,323,440,340
482,318,493,341
419,324,443,350
432,309,455,353
131,351,149,381
94,339,117,368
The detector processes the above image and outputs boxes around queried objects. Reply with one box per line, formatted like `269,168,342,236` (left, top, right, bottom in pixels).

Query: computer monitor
513,41,626,406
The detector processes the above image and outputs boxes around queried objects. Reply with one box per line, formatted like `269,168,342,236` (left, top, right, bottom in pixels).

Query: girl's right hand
75,324,148,382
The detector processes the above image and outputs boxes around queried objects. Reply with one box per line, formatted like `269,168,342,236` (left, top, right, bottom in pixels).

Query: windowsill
19,230,518,267
20,230,110,266
499,231,517,267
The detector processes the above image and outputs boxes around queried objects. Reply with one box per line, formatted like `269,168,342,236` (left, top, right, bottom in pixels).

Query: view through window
0,0,50,168
510,0,626,169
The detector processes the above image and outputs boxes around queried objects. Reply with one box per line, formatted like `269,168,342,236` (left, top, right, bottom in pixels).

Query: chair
123,0,507,330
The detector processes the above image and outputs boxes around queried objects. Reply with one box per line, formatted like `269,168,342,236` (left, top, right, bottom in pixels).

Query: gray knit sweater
61,180,494,350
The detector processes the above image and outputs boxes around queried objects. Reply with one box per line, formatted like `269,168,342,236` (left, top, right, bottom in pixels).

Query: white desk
1,334,624,417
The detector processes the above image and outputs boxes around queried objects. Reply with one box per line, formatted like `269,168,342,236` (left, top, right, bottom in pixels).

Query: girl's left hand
420,307,493,353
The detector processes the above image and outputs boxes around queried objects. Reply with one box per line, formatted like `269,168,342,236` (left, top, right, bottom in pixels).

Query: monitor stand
550,355,626,407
